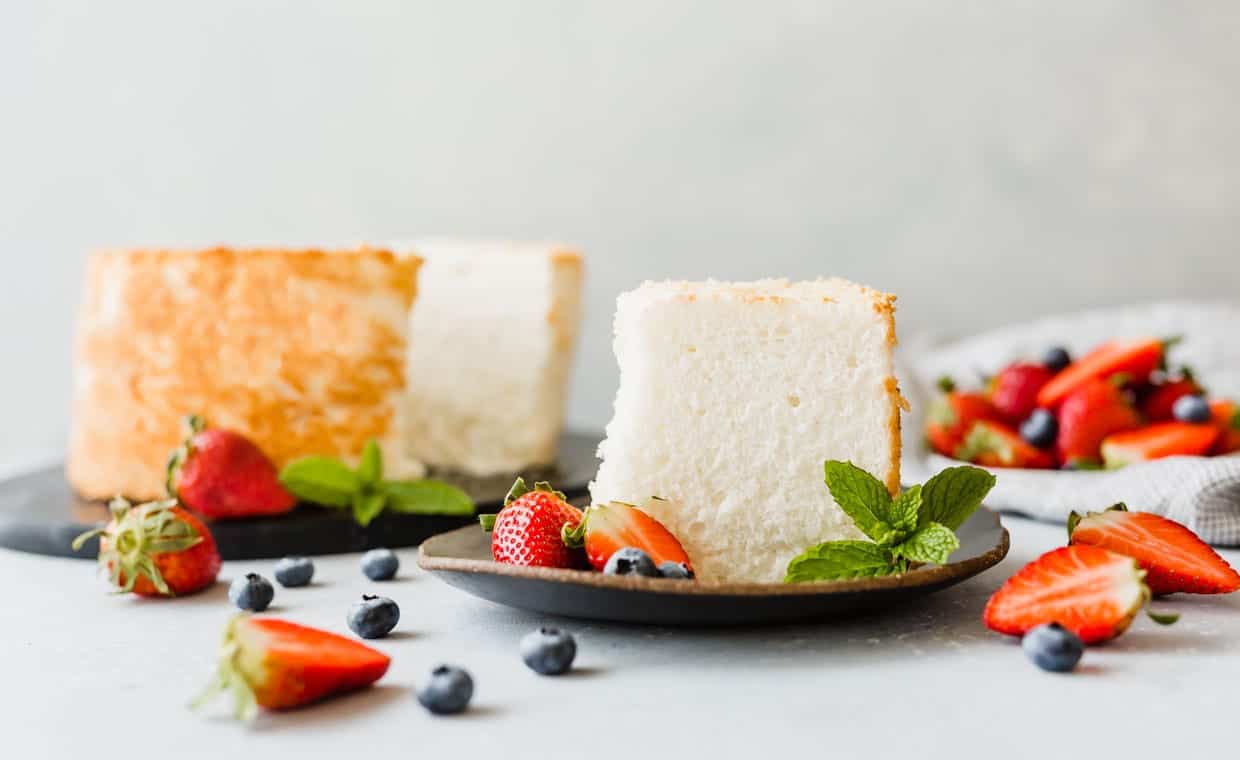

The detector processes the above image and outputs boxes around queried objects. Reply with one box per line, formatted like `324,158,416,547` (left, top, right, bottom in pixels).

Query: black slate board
0,431,602,560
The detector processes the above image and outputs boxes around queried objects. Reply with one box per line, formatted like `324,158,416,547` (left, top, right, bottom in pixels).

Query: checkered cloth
901,301,1240,546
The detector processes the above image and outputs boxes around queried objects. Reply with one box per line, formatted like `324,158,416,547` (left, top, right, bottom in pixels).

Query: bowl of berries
902,302,1240,541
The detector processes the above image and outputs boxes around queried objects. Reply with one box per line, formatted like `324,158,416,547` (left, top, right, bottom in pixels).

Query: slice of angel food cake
590,279,907,583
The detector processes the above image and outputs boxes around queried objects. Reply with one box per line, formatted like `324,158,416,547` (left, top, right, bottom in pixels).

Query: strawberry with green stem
166,415,296,519
72,497,221,596
192,615,390,720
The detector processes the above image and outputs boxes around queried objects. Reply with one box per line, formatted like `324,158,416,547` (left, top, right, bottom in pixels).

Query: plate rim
417,507,1010,597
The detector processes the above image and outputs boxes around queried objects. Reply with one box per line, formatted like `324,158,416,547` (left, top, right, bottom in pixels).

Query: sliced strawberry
1100,422,1219,468
72,497,221,596
564,500,693,572
925,387,1002,458
193,616,390,719
1037,338,1168,409
1140,376,1203,422
983,545,1170,644
1056,379,1141,467
1209,399,1240,455
955,420,1055,469
1068,504,1240,595
168,415,296,519
489,479,583,568
989,362,1054,424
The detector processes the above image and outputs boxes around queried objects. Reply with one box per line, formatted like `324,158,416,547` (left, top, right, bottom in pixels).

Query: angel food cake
404,241,583,476
68,248,422,500
590,279,906,583
67,243,584,501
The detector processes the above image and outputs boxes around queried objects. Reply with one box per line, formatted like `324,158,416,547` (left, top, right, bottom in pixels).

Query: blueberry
1019,409,1058,449
361,548,399,581
1172,394,1211,424
603,547,659,577
520,627,577,675
273,556,315,588
1043,346,1072,373
657,561,695,580
347,594,400,639
415,665,474,715
228,573,274,612
1022,622,1084,673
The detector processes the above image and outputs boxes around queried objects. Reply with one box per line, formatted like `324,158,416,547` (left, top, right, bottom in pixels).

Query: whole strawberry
1056,379,1141,467
989,362,1053,424
72,497,221,596
1140,374,1203,422
167,415,295,519
489,479,583,568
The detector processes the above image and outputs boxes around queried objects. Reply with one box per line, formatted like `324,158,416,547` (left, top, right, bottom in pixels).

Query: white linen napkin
900,301,1240,545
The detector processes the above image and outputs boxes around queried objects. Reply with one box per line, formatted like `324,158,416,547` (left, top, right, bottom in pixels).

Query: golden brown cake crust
67,247,420,500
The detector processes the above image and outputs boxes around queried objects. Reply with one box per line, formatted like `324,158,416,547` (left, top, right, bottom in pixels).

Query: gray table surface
4,513,1238,759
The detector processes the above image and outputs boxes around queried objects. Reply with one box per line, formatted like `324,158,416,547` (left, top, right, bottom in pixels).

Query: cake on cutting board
590,278,906,583
403,241,583,476
68,247,421,501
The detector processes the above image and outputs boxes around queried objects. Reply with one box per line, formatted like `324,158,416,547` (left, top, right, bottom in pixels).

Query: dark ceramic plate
418,507,1010,626
0,431,602,561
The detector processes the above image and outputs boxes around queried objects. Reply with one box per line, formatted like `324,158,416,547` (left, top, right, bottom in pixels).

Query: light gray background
3,1,1237,470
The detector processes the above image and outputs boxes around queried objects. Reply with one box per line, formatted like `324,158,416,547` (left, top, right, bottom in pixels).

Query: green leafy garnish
785,461,995,583
278,440,473,527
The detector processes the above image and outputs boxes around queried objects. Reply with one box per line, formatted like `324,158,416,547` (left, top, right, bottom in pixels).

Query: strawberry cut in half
562,500,693,572
955,420,1055,469
925,382,1002,458
1068,504,1240,595
988,362,1054,424
1055,379,1141,467
1037,337,1170,409
1100,422,1219,469
72,497,221,596
193,616,391,720
167,414,296,519
983,545,1177,644
487,478,584,568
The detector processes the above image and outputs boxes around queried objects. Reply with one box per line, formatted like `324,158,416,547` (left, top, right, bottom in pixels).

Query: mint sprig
278,440,473,526
785,461,995,583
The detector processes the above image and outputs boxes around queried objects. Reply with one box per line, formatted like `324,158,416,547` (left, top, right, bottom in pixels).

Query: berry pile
927,339,1240,469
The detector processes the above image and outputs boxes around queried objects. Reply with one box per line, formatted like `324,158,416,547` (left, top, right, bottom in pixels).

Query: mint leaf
824,460,895,542
919,466,996,530
383,480,474,516
279,457,361,507
357,439,383,486
892,522,959,565
883,485,921,537
352,491,387,527
784,540,897,583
